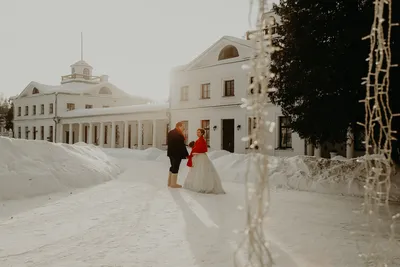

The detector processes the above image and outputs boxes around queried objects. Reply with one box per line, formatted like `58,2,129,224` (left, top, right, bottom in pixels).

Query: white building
169,35,305,156
12,59,169,149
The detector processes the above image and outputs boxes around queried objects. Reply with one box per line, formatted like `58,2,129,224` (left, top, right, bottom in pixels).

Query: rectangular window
278,116,292,149
247,117,257,148
33,105,36,115
94,126,98,145
49,103,54,114
104,125,108,144
181,120,188,145
33,126,37,140
40,126,44,140
180,86,189,101
200,83,210,99
49,126,53,142
18,107,21,116
25,106,29,116
18,127,21,138
84,126,88,143
85,104,93,109
249,77,262,95
115,125,119,145
224,80,235,97
201,120,210,147
103,105,110,108
354,128,366,151
40,104,44,114
25,126,29,139
67,103,75,111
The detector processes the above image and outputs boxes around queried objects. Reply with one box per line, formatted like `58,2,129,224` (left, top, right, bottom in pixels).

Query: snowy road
0,156,398,266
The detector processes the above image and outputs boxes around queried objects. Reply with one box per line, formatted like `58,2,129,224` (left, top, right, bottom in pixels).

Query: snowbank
0,137,120,201
100,147,400,199
213,152,400,200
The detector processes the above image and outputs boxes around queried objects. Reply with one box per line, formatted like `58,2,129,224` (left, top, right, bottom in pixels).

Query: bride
184,128,225,194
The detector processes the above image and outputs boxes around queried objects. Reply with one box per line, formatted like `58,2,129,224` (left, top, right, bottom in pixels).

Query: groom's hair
176,122,183,128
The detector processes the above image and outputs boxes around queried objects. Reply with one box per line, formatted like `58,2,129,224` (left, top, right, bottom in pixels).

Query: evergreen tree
269,0,399,152
5,101,14,132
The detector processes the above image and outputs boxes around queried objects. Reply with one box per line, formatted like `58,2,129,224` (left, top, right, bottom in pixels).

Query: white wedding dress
183,153,225,194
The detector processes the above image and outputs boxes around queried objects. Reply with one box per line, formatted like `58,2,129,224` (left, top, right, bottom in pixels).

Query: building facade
11,19,359,158
169,35,305,156
12,59,169,149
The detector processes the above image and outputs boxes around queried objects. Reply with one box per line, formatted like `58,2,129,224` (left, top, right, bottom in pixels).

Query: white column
124,121,129,148
58,124,63,143
111,121,116,148
68,124,73,144
52,125,56,143
78,123,83,143
99,122,105,147
88,123,93,144
307,143,314,156
346,127,354,159
138,120,142,150
152,120,157,148
314,146,321,158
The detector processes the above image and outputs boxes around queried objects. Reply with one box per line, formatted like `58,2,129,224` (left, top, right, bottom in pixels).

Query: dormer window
99,87,112,95
218,45,239,61
32,87,39,94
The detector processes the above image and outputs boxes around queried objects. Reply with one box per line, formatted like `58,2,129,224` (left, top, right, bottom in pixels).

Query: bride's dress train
184,153,225,194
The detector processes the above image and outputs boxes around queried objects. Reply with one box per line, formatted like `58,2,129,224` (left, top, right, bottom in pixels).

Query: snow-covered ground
0,138,399,266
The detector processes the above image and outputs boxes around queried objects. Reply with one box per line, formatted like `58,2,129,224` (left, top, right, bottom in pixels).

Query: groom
167,122,189,188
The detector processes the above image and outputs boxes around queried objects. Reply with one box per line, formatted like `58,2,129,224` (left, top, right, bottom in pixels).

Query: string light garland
236,0,399,266
234,1,278,266
357,0,400,265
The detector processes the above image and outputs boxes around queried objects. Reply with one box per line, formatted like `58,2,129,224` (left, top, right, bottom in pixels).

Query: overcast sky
0,0,276,101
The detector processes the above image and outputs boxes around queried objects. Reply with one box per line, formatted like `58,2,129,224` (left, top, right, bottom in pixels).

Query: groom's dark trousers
167,128,189,174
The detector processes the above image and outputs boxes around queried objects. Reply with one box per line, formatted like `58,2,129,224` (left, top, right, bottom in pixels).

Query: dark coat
167,128,189,159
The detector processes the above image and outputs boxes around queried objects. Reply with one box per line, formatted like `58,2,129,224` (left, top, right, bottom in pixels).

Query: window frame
223,80,235,97
278,116,292,149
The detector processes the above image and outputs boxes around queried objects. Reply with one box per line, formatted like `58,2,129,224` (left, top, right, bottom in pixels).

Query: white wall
261,105,305,157
14,119,55,141
169,41,305,156
170,60,248,110
57,94,141,114
171,105,247,153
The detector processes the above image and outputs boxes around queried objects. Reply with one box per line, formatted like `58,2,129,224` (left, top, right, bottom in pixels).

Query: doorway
222,119,235,153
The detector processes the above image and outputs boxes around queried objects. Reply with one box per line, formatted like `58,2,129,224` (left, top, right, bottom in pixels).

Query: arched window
218,45,239,61
99,87,112,95
83,68,90,76
32,87,39,94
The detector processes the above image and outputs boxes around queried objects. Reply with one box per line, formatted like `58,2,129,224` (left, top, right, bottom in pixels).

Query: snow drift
0,137,120,201
101,147,400,199
213,152,400,200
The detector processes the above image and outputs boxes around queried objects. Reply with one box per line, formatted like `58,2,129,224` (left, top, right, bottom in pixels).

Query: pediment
16,82,43,99
184,36,253,71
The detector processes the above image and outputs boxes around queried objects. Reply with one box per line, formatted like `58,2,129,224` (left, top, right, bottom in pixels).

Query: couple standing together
167,122,225,194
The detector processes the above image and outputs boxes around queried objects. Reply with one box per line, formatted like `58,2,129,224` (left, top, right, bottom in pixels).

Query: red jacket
187,136,208,167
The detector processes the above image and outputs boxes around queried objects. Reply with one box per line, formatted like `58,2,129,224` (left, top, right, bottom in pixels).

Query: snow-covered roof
62,103,169,118
25,81,98,95
71,60,92,68
16,81,152,102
